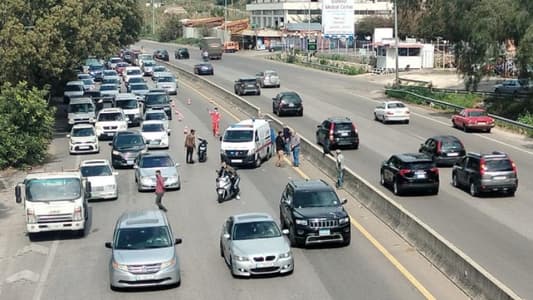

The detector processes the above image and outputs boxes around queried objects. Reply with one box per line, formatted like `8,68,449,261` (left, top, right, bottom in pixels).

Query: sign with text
322,0,354,37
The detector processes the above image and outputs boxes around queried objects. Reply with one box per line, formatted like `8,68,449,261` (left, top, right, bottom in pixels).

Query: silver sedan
134,152,181,192
220,213,294,277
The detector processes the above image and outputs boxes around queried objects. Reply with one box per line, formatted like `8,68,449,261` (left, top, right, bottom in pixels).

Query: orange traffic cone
187,98,191,105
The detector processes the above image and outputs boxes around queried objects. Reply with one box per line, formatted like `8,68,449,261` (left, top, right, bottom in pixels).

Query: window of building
409,48,421,56
398,48,408,56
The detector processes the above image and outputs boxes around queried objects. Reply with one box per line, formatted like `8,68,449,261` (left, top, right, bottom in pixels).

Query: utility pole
152,0,155,36
307,0,311,62
224,0,228,43
394,0,399,86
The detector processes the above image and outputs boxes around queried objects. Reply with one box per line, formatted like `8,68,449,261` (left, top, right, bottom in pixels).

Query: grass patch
175,37,201,46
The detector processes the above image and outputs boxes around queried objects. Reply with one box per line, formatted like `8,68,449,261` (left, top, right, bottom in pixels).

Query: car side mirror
15,184,22,203
175,163,180,167
105,242,112,249
341,199,348,205
175,238,182,245
223,233,230,240
272,97,276,101
316,125,321,128
282,229,289,235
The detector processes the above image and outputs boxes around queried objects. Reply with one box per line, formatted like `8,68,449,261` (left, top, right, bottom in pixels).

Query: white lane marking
32,240,58,300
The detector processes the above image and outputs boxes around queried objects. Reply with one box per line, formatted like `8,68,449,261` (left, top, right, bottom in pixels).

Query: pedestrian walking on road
155,170,167,212
208,107,221,137
335,149,345,189
275,131,285,167
283,127,291,156
290,130,301,167
184,129,196,163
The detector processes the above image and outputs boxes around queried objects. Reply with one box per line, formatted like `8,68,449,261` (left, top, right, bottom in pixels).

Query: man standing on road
283,127,291,156
275,131,285,167
184,129,196,164
208,107,221,137
155,170,167,212
290,130,301,167
335,149,345,189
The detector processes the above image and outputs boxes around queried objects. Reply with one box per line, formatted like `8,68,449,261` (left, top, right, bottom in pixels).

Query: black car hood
115,145,144,152
293,206,347,219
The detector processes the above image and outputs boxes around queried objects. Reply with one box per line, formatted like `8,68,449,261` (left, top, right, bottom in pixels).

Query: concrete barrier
160,59,522,300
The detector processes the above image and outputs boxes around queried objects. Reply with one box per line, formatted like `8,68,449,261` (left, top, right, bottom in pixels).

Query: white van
220,119,274,168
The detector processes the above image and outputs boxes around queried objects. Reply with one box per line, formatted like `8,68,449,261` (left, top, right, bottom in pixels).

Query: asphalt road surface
0,74,467,299
139,40,533,299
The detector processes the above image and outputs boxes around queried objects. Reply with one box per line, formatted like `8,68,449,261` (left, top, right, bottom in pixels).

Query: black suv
418,135,466,166
316,117,359,150
272,91,303,116
279,179,351,247
452,151,518,197
380,153,439,195
234,77,260,96
153,49,169,61
174,48,189,59
143,91,172,120
110,130,146,168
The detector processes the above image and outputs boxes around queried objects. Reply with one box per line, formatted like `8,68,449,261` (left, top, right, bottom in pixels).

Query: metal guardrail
429,87,531,99
385,88,533,131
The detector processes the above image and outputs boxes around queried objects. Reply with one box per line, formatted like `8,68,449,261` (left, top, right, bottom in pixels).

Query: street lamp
394,0,399,86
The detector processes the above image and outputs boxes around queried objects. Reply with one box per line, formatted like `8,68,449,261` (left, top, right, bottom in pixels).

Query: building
375,38,434,70
246,0,393,30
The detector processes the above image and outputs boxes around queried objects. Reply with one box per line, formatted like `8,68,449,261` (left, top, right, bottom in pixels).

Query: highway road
0,76,466,299
139,40,533,298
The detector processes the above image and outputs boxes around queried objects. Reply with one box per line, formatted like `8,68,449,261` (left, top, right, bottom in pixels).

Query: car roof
238,77,257,81
67,80,84,85
384,100,404,104
25,171,81,181
289,179,332,191
100,83,117,87
467,151,510,160
116,130,141,136
139,151,172,159
233,213,274,224
80,159,110,167
72,123,95,129
146,90,167,95
117,209,168,229
69,97,93,104
396,153,433,162
115,93,137,100
142,120,165,125
98,107,123,114
326,116,352,123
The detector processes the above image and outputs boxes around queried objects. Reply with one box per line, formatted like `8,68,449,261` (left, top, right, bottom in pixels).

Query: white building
246,0,393,30
375,38,434,70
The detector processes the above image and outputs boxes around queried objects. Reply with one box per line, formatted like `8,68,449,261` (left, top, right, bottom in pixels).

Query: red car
452,108,495,133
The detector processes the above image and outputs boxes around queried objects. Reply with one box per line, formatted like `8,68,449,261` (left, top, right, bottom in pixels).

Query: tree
0,82,55,169
157,14,183,42
356,16,393,36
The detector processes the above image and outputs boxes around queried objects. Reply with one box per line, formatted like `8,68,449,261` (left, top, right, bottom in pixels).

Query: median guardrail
386,88,533,132
158,58,522,300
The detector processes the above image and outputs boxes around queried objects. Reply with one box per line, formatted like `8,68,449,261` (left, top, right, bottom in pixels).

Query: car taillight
480,158,487,176
399,169,411,176
352,123,358,134
511,161,517,173
329,123,335,141
430,167,439,174
436,140,442,154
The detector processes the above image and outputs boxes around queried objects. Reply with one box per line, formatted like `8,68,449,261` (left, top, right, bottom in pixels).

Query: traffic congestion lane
137,40,533,297
34,85,431,300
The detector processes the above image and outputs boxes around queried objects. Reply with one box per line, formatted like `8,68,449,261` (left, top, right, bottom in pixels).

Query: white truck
15,170,90,240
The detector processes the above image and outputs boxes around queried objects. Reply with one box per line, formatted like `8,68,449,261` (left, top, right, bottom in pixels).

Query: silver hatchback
105,209,182,290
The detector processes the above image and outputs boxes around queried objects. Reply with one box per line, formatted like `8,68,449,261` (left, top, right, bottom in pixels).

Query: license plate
478,122,486,125
493,176,506,180
231,159,243,163
256,262,274,268
415,171,426,179
319,229,330,236
289,103,295,107
107,132,114,136
79,146,90,150
127,160,134,165
150,140,160,145
341,132,349,137
136,274,155,281
447,152,459,157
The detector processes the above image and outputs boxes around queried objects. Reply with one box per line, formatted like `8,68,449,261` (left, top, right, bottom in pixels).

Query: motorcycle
202,52,209,62
216,170,240,203
197,137,208,162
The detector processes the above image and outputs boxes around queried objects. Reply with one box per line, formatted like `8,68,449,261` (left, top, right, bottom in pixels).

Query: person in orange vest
208,107,221,137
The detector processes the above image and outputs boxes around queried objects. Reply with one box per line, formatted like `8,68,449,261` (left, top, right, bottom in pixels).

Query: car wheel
272,104,276,114
374,113,378,121
393,180,402,196
430,187,439,195
229,256,238,278
404,119,410,124
469,181,479,197
507,189,516,197
76,228,86,238
352,143,359,150
452,173,459,188
288,227,298,247
463,124,469,132
254,155,261,168
298,109,303,117
342,235,351,246
260,81,264,88
277,84,280,88
380,172,386,186
486,128,491,133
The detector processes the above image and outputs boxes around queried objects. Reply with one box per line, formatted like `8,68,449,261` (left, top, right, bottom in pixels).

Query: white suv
80,159,118,200
95,108,128,139
68,124,99,154
123,66,143,84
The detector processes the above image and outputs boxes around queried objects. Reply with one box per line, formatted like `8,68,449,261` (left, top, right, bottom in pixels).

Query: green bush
176,37,201,46
0,82,55,169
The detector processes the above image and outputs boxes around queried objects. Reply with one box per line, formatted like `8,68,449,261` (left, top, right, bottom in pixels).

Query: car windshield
81,165,112,177
110,58,121,63
115,134,144,148
65,85,83,92
486,159,513,171
117,62,128,67
154,66,166,72
131,84,148,91
158,77,175,83
89,65,103,71
98,112,123,121
145,112,166,121
115,226,172,250
241,79,256,84
72,127,95,137
82,79,93,85
405,161,435,170
335,123,353,131
145,94,169,105
116,100,137,109
129,78,144,84
103,79,119,85
69,103,94,113
293,190,340,208
139,156,174,168
142,123,164,132
281,94,301,104
100,85,116,91
387,102,406,109
232,221,281,240
441,139,463,151
127,69,141,75
144,61,155,67
26,178,81,201
103,71,117,76
223,130,253,142
467,110,487,117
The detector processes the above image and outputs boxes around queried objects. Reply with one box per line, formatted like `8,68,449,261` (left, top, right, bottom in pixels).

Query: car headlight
89,117,95,123
141,176,153,184
248,149,255,155
73,206,83,221
112,150,121,155
68,119,75,125
119,124,127,130
160,257,176,269
166,175,178,183
295,219,308,226
339,217,350,224
279,251,292,259
233,255,249,262
106,184,116,191
112,260,129,272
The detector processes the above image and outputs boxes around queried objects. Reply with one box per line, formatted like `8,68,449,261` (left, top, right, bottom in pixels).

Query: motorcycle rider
218,161,240,200
202,50,209,61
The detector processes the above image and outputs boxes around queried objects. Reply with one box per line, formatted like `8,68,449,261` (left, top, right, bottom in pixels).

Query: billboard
322,0,354,37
